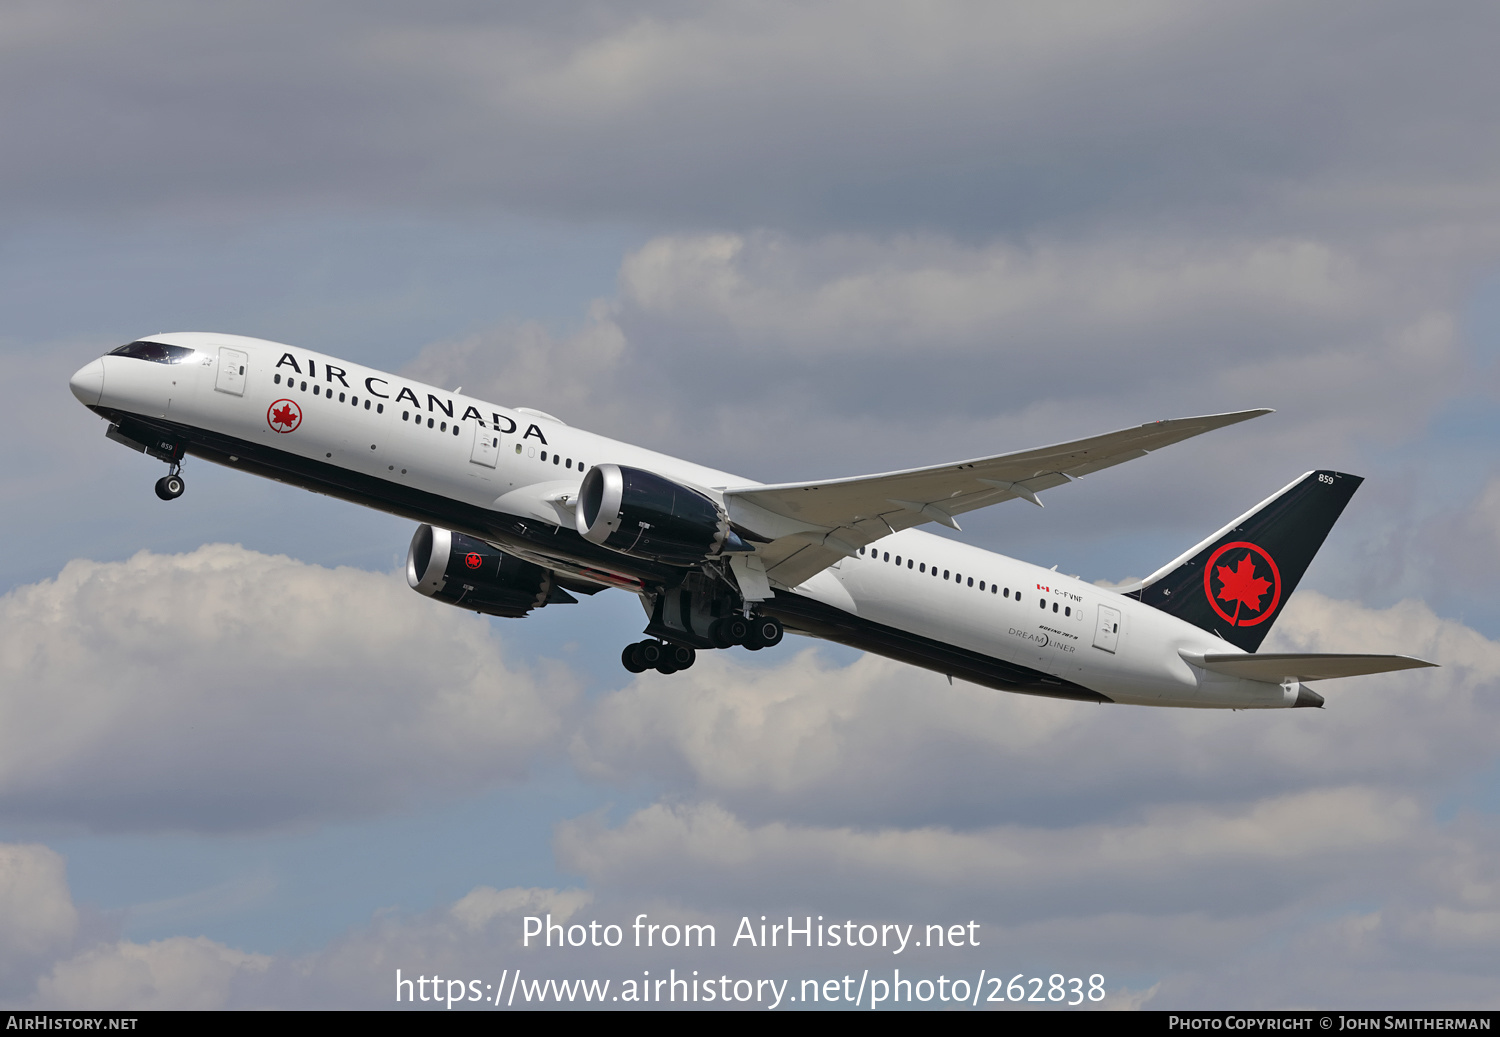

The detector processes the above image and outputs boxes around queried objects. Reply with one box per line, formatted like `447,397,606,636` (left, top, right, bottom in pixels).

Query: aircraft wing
722,409,1271,590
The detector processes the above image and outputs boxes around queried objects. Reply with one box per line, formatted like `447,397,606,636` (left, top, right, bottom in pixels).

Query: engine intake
406,525,575,618
576,464,730,566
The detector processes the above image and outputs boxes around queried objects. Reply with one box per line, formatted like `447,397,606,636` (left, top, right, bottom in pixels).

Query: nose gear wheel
154,473,185,500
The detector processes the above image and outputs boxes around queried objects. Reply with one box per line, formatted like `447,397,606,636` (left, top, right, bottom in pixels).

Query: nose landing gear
154,464,185,501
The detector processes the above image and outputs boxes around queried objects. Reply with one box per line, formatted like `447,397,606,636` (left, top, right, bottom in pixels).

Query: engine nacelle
406,525,575,618
576,464,730,566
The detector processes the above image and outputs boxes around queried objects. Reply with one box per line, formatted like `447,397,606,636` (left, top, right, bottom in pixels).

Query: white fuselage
71,332,1298,709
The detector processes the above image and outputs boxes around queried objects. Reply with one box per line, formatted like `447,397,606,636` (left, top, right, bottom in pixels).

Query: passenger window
883,552,889,562
1065,606,1071,616
352,396,358,406
541,451,548,461
339,392,346,402
906,559,913,569
274,373,281,384
376,404,383,413
895,556,901,565
919,563,925,573
515,444,523,454
968,577,974,587
553,454,560,465
567,459,573,469
300,381,307,391
1039,599,1046,609
1052,602,1059,612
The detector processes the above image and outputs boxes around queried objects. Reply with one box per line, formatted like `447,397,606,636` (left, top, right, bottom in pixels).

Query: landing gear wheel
622,644,649,673
708,618,736,650
667,644,696,670
154,474,185,500
753,616,783,648
724,616,751,645
742,615,783,651
638,641,664,668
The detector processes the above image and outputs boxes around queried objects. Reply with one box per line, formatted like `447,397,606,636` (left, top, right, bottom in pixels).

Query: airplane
68,333,1435,709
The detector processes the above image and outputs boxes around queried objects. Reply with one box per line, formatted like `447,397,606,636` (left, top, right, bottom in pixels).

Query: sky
2,0,1499,1010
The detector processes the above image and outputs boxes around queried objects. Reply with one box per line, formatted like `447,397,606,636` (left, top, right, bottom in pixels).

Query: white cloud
402,227,1468,517
6,1,1500,235
0,844,78,993
0,545,574,832
401,303,656,445
548,592,1500,1004
32,937,270,1011
449,886,592,934
616,233,1375,354
570,594,1485,829
552,790,1427,915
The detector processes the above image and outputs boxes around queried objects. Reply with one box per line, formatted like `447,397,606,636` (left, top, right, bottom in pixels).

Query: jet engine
406,524,575,618
576,464,736,565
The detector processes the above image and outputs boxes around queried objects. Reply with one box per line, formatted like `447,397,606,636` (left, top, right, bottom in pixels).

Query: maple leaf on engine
272,404,296,427
1216,554,1272,615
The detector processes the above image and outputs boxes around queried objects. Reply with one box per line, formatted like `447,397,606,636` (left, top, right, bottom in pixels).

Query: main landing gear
620,615,785,675
707,614,784,651
623,640,698,675
154,464,185,501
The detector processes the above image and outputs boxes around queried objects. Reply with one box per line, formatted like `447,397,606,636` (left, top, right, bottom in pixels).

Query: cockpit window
109,341,198,364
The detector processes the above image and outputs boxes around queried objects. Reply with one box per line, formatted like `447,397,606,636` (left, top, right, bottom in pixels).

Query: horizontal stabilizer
1184,652,1436,683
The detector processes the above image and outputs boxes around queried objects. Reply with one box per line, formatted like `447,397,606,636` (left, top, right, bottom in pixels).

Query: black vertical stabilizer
1125,470,1362,651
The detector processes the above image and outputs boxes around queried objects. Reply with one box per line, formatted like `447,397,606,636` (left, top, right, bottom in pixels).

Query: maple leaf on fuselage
272,404,296,427
1216,554,1272,616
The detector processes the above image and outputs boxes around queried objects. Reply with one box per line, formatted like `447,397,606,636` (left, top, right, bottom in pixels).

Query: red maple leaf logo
1203,541,1282,628
1215,554,1272,620
267,399,301,432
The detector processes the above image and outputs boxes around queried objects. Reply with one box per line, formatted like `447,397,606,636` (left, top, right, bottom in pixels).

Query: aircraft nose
69,358,105,406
